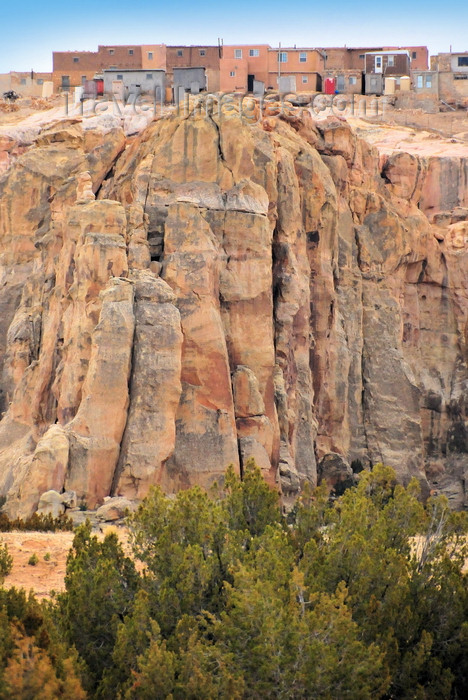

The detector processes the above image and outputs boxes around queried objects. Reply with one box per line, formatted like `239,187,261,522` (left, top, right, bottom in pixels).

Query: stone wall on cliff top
0,103,466,517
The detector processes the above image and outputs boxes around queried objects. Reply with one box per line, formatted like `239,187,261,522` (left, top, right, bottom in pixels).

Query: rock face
0,104,467,516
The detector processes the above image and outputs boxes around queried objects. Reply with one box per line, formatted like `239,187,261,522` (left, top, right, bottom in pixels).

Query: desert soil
1,527,131,599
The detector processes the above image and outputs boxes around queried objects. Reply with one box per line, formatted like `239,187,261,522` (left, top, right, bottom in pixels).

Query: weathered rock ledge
0,101,466,515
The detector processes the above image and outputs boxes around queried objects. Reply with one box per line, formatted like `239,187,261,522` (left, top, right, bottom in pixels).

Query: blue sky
0,1,466,72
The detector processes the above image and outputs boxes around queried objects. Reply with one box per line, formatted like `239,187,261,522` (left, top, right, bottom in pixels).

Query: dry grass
0,102,20,113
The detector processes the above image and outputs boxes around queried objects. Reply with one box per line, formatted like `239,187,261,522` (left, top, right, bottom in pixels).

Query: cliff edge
0,100,466,515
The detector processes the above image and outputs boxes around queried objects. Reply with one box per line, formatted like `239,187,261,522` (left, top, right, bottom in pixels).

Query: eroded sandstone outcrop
0,103,466,516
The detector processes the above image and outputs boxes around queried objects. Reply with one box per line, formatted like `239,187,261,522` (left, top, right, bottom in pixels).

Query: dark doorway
247,74,255,92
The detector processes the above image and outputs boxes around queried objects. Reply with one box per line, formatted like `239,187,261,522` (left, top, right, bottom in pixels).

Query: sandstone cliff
0,102,466,516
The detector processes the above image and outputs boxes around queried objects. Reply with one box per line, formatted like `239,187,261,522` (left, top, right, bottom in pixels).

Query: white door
375,56,383,73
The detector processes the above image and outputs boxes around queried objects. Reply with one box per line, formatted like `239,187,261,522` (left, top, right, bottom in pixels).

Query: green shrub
0,541,13,582
28,553,39,566
0,512,73,533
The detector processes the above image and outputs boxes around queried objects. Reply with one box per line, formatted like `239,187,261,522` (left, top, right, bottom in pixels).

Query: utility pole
278,41,281,83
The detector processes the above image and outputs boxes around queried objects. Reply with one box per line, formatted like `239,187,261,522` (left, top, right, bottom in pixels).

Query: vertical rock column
113,270,183,499
219,181,279,484
273,145,318,494
162,201,239,489
65,278,135,507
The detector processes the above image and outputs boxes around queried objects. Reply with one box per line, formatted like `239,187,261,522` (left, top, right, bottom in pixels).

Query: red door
324,77,336,95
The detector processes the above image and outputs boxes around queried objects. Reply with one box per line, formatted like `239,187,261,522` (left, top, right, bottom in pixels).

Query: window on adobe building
387,56,394,66
359,54,365,59
148,52,153,60
230,71,236,77
20,78,26,85
37,78,43,85
81,76,86,84
416,75,423,88
249,49,259,57
349,76,357,84
412,52,417,59
117,74,123,80
129,49,134,55
278,52,288,63
200,50,206,56
73,57,79,63
109,49,115,55
146,74,153,80
177,49,183,57
235,49,242,59
426,75,432,88
300,52,307,62
302,76,308,83
458,56,468,66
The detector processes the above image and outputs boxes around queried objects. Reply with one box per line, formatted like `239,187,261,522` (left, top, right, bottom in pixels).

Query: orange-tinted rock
113,271,183,499
161,201,239,490
0,103,466,511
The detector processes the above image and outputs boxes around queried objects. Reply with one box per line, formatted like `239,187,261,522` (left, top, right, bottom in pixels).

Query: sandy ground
1,527,132,599
1,531,75,598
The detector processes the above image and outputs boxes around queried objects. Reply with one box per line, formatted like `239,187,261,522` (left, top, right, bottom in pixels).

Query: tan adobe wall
141,45,166,70
165,46,221,86
323,46,428,71
439,72,468,103
432,53,452,71
322,70,362,94
399,46,429,70
220,57,248,91
268,48,324,75
53,45,142,91
0,72,53,96
53,69,98,91
222,46,269,86
10,72,53,96
205,67,220,92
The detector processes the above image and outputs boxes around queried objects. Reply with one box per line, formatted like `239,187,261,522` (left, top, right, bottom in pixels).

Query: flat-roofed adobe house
53,45,144,92
166,46,221,91
220,45,269,93
364,50,410,95
0,71,52,97
411,70,438,95
220,45,324,93
173,66,207,101
103,68,165,100
431,51,468,103
321,69,362,94
267,47,324,92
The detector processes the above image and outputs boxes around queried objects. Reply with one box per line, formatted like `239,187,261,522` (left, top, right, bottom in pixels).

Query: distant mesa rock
0,100,466,516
